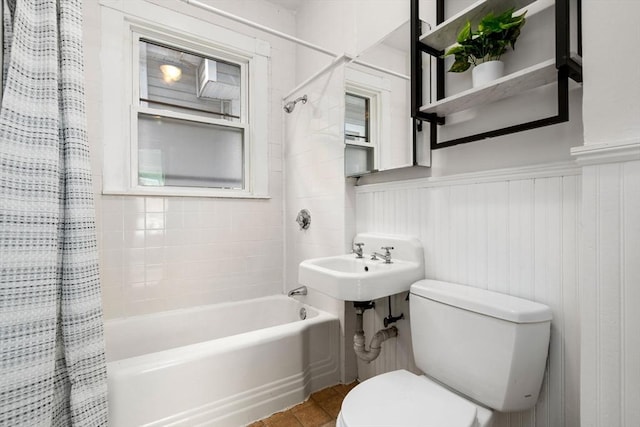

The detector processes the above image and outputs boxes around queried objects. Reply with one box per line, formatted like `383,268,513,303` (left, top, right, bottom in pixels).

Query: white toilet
337,279,552,427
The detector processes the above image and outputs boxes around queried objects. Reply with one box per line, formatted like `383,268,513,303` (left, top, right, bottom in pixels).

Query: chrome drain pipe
353,306,398,363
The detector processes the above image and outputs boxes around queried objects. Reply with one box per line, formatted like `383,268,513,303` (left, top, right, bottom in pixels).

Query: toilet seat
338,370,480,427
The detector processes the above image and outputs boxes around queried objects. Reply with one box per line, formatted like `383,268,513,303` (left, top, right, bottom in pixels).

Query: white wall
288,1,586,397
284,68,348,278
355,163,581,427
581,1,640,146
289,3,586,425
286,0,420,383
577,2,640,426
349,0,640,425
283,62,360,382
84,0,296,318
82,2,640,424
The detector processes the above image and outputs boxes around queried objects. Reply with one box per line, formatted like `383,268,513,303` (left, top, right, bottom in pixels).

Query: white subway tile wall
83,3,362,322
97,196,285,318
284,68,350,289
83,0,295,318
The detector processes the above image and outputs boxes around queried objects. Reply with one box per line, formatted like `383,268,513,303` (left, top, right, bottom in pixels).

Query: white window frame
100,0,270,198
344,92,372,144
345,66,392,173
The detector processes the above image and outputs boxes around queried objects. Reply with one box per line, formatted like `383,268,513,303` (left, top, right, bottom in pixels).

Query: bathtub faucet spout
288,286,308,297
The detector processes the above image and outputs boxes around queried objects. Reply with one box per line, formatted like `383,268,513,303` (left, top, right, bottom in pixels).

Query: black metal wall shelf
411,0,582,150
419,0,538,53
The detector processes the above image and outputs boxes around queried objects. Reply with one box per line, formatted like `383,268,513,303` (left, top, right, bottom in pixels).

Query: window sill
345,140,375,149
102,187,271,199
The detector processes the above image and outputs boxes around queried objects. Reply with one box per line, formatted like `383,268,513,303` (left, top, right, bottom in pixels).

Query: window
345,93,370,143
136,39,245,190
345,92,375,176
101,2,269,197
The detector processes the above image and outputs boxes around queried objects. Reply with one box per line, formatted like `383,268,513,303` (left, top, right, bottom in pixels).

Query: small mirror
344,20,425,176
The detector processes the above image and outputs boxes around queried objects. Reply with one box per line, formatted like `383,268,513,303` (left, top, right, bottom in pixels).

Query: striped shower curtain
0,0,108,425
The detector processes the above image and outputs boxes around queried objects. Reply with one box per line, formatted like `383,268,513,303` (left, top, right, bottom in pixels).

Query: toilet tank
410,280,552,412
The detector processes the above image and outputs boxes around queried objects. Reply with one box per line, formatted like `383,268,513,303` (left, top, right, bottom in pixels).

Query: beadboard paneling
581,159,640,427
355,166,580,427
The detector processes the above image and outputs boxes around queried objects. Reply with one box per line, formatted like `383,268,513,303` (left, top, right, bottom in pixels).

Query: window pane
139,40,241,122
345,144,374,176
345,93,369,142
138,114,244,189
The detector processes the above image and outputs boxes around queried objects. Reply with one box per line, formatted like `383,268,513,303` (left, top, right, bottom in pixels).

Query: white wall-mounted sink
298,233,425,301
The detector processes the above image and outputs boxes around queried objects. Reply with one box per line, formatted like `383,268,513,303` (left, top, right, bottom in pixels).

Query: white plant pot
472,60,505,88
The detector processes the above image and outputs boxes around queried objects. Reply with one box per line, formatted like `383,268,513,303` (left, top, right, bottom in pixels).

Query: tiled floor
247,382,358,427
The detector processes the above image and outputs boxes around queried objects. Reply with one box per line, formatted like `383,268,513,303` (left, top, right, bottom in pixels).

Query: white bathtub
105,295,340,426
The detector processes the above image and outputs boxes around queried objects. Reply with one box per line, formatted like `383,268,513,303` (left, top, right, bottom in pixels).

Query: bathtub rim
106,296,338,373
104,294,320,328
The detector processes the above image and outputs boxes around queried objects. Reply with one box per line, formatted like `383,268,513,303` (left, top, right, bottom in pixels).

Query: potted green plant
444,8,527,87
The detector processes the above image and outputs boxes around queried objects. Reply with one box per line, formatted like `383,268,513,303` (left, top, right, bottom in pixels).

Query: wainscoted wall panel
354,165,581,427
580,158,640,427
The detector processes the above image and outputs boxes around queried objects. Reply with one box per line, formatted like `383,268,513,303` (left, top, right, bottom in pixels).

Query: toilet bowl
336,370,492,427
338,280,552,427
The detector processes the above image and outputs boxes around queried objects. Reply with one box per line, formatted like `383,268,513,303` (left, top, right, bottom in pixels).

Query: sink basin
298,233,424,301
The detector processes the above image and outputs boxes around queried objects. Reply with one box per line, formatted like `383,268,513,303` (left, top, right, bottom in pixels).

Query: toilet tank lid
411,280,553,323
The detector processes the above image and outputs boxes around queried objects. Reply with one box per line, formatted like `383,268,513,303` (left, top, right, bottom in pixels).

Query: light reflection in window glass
139,40,241,122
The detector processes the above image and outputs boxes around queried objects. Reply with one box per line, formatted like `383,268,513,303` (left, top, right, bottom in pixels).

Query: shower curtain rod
284,54,351,100
180,0,339,57
180,0,410,101
351,60,410,81
283,56,410,100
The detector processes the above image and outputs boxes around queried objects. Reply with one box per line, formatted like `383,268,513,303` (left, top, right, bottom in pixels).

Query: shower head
283,94,308,113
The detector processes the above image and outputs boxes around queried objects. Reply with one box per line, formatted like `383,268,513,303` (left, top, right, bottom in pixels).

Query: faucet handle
381,246,394,255
353,242,365,258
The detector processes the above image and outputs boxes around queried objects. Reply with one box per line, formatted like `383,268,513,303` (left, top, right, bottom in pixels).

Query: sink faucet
288,286,307,297
371,246,394,264
352,242,365,258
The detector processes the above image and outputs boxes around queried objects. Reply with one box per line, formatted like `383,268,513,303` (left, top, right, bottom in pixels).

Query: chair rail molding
571,138,640,166
355,160,580,194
